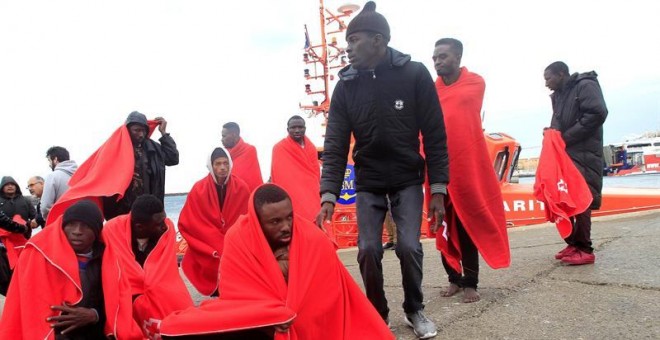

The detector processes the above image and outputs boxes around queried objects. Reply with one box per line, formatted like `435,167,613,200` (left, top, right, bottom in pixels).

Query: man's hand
48,303,98,335
29,219,38,229
274,320,293,333
154,117,168,135
316,202,335,228
428,193,446,234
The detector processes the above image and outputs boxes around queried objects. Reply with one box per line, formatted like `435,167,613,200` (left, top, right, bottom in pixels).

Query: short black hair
131,194,164,224
46,146,70,162
545,61,569,76
253,184,290,213
435,38,463,56
287,115,305,125
222,122,240,135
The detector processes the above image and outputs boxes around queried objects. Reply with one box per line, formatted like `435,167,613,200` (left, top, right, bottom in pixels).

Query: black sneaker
404,310,437,339
383,242,396,250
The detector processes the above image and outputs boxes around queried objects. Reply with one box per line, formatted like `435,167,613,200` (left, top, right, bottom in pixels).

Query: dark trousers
0,247,12,296
441,218,479,289
565,209,593,253
356,185,424,320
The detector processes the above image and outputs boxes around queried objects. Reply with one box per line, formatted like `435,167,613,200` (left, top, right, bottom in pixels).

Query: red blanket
228,138,263,193
271,136,321,222
434,67,510,272
534,129,592,238
0,217,142,339
0,215,28,269
161,185,393,339
178,173,250,295
46,121,159,225
103,214,193,337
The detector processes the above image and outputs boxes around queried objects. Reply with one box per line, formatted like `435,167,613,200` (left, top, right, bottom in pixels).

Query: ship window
507,146,521,182
493,146,510,182
654,142,660,147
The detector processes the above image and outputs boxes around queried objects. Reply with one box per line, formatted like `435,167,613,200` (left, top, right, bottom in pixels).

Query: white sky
1,0,659,194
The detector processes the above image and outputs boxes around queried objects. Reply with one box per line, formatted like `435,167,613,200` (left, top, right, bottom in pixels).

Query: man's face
134,211,167,239
544,70,565,92
346,31,379,70
47,157,57,171
433,44,461,77
128,124,147,146
287,118,306,143
27,178,44,197
64,221,96,254
221,128,239,149
212,157,231,183
2,183,17,196
257,199,293,249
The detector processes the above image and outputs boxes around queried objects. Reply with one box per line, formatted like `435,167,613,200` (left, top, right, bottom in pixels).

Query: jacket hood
125,111,149,128
206,146,233,185
569,71,599,85
0,176,22,196
338,47,411,81
55,160,78,176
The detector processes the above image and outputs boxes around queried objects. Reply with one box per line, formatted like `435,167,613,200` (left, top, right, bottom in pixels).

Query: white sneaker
404,310,437,339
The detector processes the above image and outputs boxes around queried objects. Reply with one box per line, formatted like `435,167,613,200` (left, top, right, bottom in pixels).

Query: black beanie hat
125,111,149,129
63,200,104,238
211,147,228,163
346,1,390,41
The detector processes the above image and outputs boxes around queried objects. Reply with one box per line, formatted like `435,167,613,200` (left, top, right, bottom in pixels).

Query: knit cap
346,1,390,41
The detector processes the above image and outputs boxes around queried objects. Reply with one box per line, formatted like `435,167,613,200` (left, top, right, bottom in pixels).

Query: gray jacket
41,160,78,219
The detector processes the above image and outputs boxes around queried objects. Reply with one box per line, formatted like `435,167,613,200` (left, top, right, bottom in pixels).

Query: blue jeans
356,185,424,319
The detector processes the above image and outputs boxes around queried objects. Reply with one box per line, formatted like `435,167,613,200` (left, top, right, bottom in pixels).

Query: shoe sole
404,317,437,339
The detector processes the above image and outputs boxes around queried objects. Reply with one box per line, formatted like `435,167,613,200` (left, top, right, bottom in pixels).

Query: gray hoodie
41,160,78,219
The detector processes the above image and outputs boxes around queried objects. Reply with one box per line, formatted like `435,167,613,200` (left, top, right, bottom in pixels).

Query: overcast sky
1,0,659,193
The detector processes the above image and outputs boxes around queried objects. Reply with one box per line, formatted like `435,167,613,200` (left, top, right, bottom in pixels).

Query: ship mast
300,0,359,119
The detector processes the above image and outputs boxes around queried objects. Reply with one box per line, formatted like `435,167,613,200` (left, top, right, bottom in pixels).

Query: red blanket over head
227,138,263,193
178,173,250,296
161,185,393,339
46,121,159,225
434,67,510,273
271,136,321,222
533,129,592,238
0,217,142,339
103,214,193,337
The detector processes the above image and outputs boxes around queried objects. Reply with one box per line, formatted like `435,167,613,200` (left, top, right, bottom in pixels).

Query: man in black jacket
316,2,448,338
544,61,608,265
103,111,179,219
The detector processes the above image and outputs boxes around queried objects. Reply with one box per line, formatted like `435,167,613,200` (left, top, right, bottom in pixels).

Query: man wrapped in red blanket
432,38,510,303
221,122,264,192
103,194,193,338
0,200,142,339
160,184,393,340
178,147,250,296
270,115,321,222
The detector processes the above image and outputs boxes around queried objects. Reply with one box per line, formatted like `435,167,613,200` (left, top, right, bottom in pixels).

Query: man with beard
160,184,392,340
42,146,78,221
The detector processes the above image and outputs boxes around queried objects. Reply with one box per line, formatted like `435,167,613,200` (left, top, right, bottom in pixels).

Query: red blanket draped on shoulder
161,185,393,339
46,121,159,225
271,136,321,222
0,215,28,269
178,173,249,296
103,214,193,337
533,129,592,238
227,138,263,193
433,67,510,272
0,217,141,339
